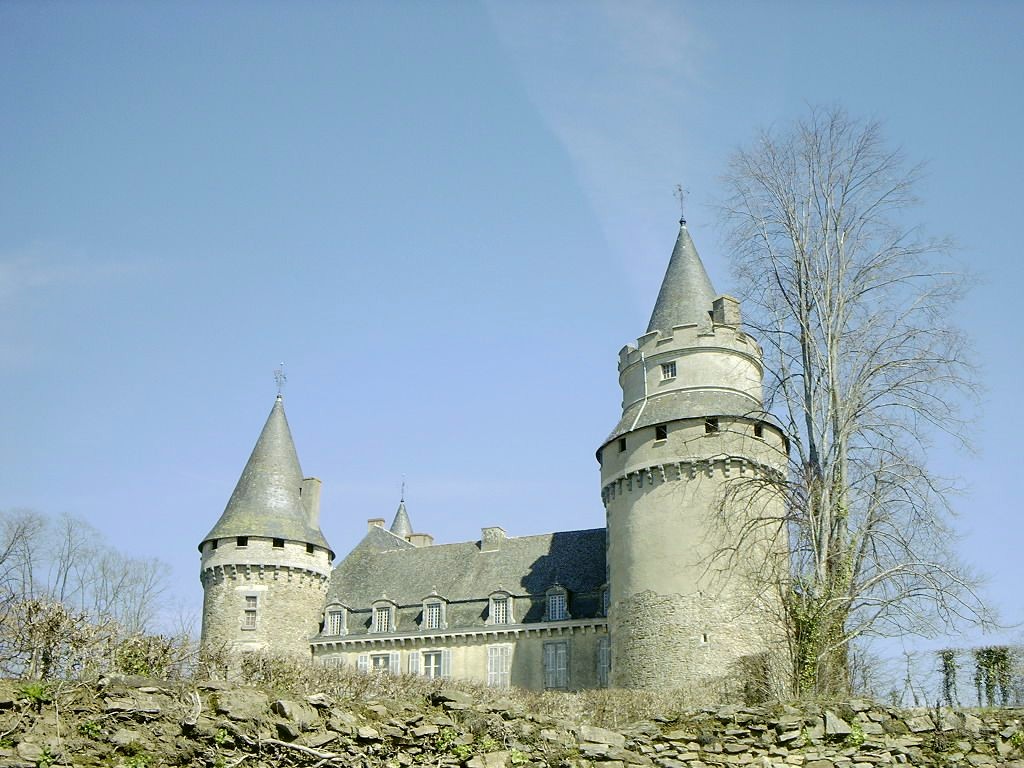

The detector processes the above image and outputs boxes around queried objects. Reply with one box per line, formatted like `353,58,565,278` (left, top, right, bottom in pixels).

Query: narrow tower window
272,538,284,548
655,424,668,441
242,595,258,629
705,417,719,434
236,536,248,548
660,361,677,380
618,437,627,453
306,543,315,554
754,422,764,439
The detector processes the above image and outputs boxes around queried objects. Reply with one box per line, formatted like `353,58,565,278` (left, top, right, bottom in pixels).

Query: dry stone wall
2,677,1024,768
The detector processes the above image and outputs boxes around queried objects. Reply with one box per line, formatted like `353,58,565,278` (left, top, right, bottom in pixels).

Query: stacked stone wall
4,676,1024,768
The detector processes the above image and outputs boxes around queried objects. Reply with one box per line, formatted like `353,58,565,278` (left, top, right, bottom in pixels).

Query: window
597,636,610,687
660,361,676,380
543,641,569,689
754,422,764,439
236,536,248,547
272,538,285,548
409,649,450,678
357,652,399,674
487,645,512,688
705,417,719,434
546,588,568,621
491,597,509,625
210,539,218,551
373,606,392,633
655,424,668,441
242,595,257,630
326,609,345,636
423,601,443,630
618,437,627,453
306,543,315,554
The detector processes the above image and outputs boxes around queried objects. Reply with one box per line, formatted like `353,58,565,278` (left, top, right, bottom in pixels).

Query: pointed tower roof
200,395,331,551
646,222,718,334
389,500,413,539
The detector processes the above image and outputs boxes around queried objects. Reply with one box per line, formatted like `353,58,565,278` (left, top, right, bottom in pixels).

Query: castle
198,222,787,694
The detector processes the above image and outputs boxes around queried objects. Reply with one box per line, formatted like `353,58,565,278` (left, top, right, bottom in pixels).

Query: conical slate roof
200,395,331,551
646,223,718,334
389,500,413,539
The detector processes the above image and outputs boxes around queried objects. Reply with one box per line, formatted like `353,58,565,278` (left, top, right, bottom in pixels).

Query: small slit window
655,424,668,441
660,361,676,380
705,417,719,434
272,538,285,548
210,539,218,551
618,437,627,453
236,536,248,548
306,543,315,554
754,422,764,439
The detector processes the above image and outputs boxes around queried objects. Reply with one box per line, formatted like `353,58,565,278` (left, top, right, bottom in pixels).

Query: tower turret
199,395,333,658
599,222,787,695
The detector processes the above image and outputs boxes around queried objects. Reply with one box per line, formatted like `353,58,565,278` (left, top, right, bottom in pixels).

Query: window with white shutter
408,651,420,675
357,654,369,673
543,641,569,689
440,648,452,678
487,644,512,688
389,652,401,675
597,636,610,687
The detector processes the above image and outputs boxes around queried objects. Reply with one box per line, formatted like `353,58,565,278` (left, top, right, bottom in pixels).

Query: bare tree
717,106,988,697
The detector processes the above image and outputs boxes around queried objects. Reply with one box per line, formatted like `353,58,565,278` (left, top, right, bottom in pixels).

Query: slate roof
200,395,332,552
389,501,413,539
603,390,765,446
326,527,607,609
646,223,718,334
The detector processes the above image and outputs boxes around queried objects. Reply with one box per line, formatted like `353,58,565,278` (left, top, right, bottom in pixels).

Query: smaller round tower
199,395,334,658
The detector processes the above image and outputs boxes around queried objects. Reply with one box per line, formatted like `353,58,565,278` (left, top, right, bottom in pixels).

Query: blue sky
2,1,1021,659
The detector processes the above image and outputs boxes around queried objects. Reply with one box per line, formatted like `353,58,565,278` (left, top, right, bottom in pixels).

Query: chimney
367,518,385,531
408,533,434,547
301,477,322,527
481,526,506,552
712,295,742,327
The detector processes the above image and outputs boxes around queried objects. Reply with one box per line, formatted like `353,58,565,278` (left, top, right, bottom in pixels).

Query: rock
778,730,802,743
904,715,934,733
304,732,339,749
15,743,43,762
110,728,144,748
966,755,997,766
306,693,332,708
963,713,983,734
465,752,510,768
723,742,747,753
804,760,835,768
271,699,320,730
433,689,474,708
356,726,380,741
578,724,626,748
103,692,163,717
412,724,439,737
213,689,269,721
580,742,609,757
824,711,852,737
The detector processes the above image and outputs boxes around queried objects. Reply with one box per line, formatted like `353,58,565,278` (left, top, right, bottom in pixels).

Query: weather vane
674,184,689,225
274,362,287,396
400,475,406,503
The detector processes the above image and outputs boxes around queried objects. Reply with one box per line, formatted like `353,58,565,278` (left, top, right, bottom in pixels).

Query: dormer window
371,600,397,633
325,605,347,636
489,591,514,625
421,596,447,631
545,586,569,621
660,361,676,380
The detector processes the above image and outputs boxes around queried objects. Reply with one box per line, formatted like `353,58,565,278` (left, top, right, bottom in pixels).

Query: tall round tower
598,222,787,694
199,395,334,658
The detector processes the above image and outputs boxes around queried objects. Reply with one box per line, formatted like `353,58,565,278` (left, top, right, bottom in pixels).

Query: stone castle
198,222,788,694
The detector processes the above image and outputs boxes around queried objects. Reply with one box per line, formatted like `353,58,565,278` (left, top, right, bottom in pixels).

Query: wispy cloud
0,246,152,302
485,0,709,308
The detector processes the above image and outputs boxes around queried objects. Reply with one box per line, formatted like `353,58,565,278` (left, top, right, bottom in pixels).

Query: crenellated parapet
601,454,784,506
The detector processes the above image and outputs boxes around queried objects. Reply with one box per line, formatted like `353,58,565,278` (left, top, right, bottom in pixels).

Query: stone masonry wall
3,676,1024,768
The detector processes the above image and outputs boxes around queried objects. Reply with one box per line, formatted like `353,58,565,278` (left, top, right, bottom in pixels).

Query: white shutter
487,645,511,688
543,643,555,688
440,648,452,678
487,646,499,687
408,651,421,676
557,642,568,688
389,652,401,675
357,654,369,673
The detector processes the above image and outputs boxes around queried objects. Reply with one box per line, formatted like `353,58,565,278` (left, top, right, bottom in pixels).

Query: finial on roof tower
400,475,406,503
274,362,287,399
674,184,689,226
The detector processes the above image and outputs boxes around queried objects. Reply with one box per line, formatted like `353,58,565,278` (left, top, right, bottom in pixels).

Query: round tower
598,222,787,694
199,394,334,659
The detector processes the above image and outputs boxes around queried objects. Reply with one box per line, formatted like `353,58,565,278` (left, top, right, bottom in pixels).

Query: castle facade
199,223,787,695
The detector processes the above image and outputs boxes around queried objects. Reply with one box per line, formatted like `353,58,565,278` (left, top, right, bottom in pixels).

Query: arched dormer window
545,585,569,621
488,590,514,625
421,593,447,631
324,603,348,636
371,598,398,634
